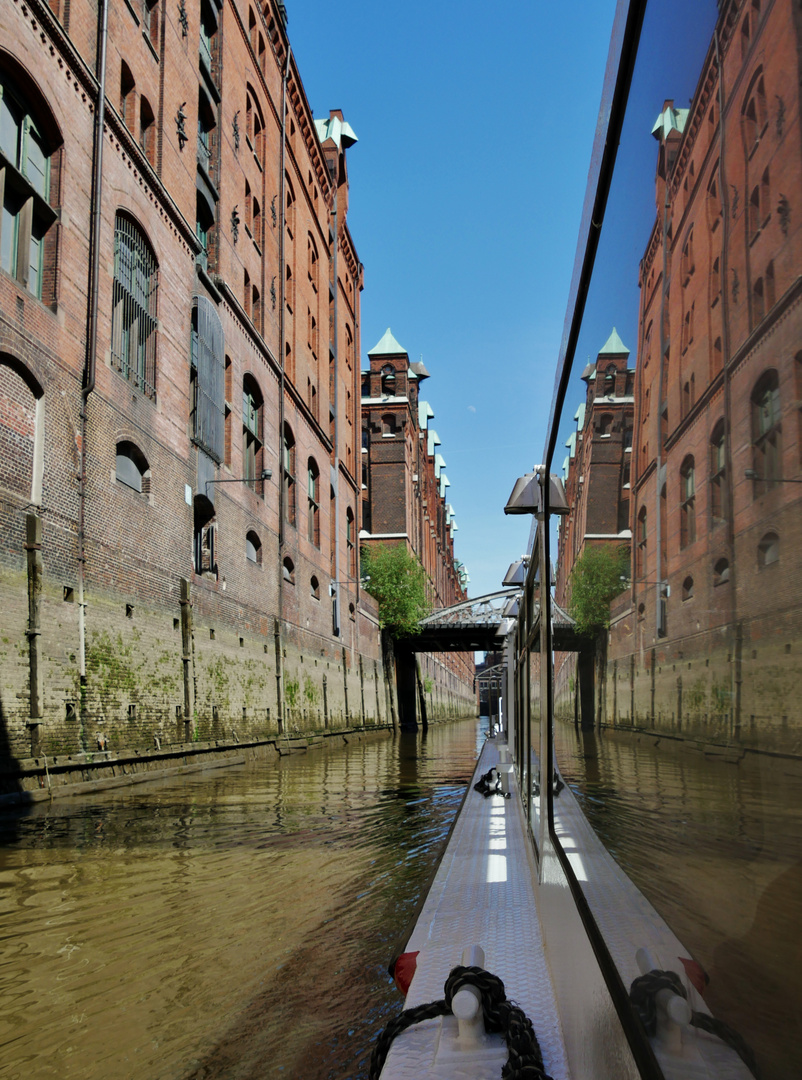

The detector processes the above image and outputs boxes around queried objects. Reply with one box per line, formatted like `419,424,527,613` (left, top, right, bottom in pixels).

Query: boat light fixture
504,468,570,516
502,594,520,618
502,559,527,587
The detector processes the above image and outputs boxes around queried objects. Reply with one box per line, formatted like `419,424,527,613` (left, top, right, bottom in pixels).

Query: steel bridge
406,590,585,653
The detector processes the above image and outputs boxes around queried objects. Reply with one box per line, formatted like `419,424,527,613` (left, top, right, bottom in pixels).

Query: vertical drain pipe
77,0,110,751
276,44,292,729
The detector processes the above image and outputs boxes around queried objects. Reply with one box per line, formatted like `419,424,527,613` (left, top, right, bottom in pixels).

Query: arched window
196,188,215,271
193,494,216,577
713,558,730,586
245,86,264,163
742,73,767,154
682,576,694,601
0,69,60,301
751,371,782,492
710,420,726,524
243,375,263,492
681,227,695,284
285,174,296,238
308,233,318,291
139,95,156,166
707,168,722,231
282,556,295,583
680,457,696,548
115,440,150,494
145,0,160,44
346,507,356,578
310,575,320,600
111,213,158,399
120,62,136,126
381,413,395,436
753,277,765,326
598,413,613,436
246,530,262,564
381,365,395,396
0,356,44,505
307,458,320,546
757,532,779,568
197,86,216,175
199,0,218,74
283,423,296,526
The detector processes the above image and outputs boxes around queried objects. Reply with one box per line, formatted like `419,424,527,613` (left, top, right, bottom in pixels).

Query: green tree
361,544,430,637
568,545,629,636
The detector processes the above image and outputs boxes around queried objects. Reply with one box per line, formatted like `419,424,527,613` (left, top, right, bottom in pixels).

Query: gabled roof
368,327,407,357
410,360,430,381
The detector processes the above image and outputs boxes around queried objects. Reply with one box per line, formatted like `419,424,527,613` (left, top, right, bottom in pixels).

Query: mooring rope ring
629,968,761,1079
369,963,554,1080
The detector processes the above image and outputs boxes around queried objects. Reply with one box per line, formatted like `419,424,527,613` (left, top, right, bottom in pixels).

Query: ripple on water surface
0,720,482,1080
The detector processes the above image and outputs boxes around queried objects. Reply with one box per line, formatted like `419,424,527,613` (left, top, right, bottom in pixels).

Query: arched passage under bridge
395,591,593,731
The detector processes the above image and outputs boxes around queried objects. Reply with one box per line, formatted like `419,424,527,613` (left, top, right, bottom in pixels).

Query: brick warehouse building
554,0,802,754
360,328,475,716
0,0,405,768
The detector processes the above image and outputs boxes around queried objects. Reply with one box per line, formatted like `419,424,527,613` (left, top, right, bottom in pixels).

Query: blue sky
286,0,714,601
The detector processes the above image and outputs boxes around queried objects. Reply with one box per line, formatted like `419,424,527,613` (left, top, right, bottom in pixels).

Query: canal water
555,722,802,1080
0,720,483,1080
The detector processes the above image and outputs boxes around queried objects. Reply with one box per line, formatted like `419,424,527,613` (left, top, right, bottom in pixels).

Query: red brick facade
0,0,391,763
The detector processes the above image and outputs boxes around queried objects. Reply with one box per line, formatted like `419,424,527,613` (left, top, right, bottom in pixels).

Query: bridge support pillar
396,647,419,732
578,649,595,730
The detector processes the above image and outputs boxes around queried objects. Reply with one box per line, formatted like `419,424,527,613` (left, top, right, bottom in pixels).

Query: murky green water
0,721,482,1080
555,722,802,1080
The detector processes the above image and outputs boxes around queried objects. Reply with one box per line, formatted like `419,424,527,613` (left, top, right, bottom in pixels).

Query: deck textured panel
380,739,571,1080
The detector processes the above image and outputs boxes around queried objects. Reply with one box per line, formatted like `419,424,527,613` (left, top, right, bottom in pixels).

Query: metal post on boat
451,945,488,1049
635,948,692,1054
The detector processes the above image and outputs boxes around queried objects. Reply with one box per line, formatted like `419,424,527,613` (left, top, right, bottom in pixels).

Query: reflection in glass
544,0,802,1076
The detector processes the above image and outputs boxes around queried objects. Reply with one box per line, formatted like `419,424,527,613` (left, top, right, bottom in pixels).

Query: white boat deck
380,737,571,1080
379,736,756,1080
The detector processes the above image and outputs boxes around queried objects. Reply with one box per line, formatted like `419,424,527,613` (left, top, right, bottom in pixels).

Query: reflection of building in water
556,0,802,752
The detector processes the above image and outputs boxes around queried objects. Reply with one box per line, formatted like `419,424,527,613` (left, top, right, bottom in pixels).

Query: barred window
111,213,158,399
346,506,355,578
710,420,726,524
190,295,225,460
243,374,263,492
283,423,296,526
680,456,696,548
307,458,320,547
751,370,782,493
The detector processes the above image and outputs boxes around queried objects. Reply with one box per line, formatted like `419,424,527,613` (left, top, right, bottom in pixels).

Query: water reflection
555,721,802,1080
0,721,480,1080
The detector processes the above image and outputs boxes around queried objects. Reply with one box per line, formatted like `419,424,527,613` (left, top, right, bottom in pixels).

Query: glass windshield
536,1,801,1078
